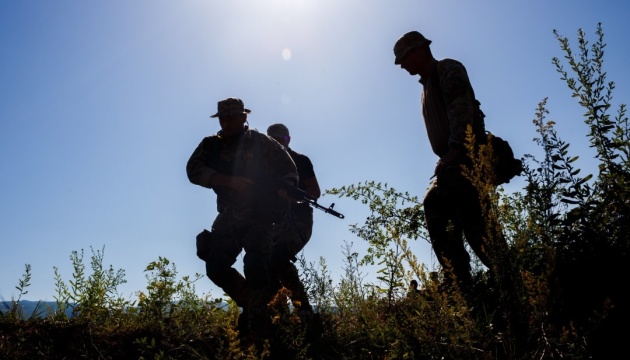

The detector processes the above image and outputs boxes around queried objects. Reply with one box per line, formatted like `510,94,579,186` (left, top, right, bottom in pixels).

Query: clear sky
1,0,628,302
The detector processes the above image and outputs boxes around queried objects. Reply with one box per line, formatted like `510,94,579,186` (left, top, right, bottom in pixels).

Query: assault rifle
256,177,345,219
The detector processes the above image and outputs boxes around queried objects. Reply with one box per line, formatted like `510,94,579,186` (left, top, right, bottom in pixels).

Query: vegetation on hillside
1,23,628,359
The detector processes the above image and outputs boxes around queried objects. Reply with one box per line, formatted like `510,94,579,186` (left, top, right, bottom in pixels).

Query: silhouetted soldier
187,98,298,341
267,123,321,320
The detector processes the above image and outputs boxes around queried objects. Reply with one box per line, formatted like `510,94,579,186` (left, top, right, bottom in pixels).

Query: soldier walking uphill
393,31,510,293
267,123,321,319
186,98,298,340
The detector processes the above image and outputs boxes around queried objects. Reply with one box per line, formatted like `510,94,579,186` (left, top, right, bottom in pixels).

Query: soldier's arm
301,156,321,199
186,138,219,189
271,141,299,187
303,176,321,199
440,61,475,150
187,137,253,192
209,173,253,193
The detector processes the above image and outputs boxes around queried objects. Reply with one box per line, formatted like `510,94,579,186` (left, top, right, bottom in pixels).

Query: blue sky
1,0,628,302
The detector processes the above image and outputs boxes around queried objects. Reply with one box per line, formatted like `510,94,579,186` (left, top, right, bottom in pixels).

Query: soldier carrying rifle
187,97,298,342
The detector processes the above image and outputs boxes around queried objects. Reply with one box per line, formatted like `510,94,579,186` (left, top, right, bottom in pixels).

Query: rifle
288,186,345,219
256,177,345,219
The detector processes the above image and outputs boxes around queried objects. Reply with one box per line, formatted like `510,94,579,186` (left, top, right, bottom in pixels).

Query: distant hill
1,300,233,319
1,300,74,318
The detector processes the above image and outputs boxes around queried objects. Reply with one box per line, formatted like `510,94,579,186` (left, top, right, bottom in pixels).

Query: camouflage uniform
271,147,316,313
187,126,298,336
420,58,503,288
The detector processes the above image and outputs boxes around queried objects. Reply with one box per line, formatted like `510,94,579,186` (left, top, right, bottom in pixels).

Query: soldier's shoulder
438,58,466,73
288,147,309,160
245,128,267,140
247,128,279,145
202,134,221,143
254,128,270,138
244,128,268,145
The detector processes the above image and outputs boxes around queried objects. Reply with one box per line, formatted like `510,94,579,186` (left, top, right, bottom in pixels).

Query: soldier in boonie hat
210,97,251,118
393,31,432,65
393,28,517,297
187,96,299,340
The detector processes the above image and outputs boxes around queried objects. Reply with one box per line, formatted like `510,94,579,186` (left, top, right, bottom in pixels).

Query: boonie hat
394,31,432,65
210,97,251,118
267,123,290,139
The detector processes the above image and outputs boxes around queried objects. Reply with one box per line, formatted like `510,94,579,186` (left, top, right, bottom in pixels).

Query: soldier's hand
276,189,293,205
434,147,461,176
210,174,253,192
229,176,254,193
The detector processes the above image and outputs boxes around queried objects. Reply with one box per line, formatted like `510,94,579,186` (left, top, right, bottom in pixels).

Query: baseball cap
267,123,290,139
394,31,432,65
210,98,251,118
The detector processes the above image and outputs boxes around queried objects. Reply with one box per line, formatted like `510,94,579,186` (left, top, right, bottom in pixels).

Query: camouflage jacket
420,58,477,157
186,127,298,214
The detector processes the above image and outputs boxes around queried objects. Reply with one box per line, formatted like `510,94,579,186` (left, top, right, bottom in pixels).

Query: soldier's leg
459,189,495,269
272,209,313,312
204,212,248,308
424,178,472,287
272,242,312,312
242,220,275,337
454,177,509,274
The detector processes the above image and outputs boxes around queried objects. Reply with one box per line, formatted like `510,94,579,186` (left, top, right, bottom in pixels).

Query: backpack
432,59,523,186
473,103,523,186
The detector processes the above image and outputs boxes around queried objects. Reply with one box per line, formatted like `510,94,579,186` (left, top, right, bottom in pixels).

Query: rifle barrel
256,177,345,219
309,200,345,219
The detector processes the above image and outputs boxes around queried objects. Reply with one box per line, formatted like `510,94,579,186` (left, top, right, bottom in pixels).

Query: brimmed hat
394,31,432,65
267,123,290,139
210,98,251,118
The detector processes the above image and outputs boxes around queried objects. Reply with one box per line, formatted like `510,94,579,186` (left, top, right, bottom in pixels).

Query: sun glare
194,1,323,67
270,0,306,7
282,48,292,61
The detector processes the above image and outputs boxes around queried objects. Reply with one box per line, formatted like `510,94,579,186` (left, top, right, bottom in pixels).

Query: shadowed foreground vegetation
2,24,629,359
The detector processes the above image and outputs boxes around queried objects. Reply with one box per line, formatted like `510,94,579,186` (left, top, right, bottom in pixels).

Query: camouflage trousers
271,204,313,311
202,208,276,337
423,161,506,288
